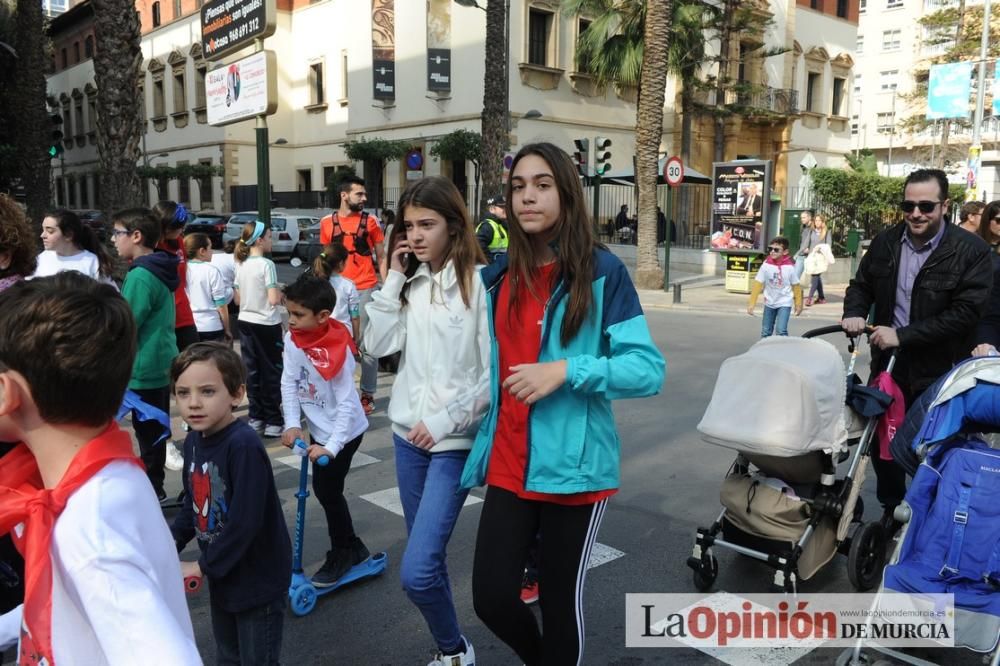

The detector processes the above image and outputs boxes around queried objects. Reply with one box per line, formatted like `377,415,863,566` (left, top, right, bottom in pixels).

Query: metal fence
583,182,714,247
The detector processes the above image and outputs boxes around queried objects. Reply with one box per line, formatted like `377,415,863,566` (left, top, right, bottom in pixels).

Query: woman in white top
365,176,490,666
233,221,284,438
183,233,232,343
312,243,361,341
34,209,115,285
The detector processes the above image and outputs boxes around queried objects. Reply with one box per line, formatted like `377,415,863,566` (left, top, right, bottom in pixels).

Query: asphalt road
149,300,982,666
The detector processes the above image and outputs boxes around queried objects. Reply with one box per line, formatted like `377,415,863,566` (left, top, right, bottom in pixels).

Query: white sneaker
427,637,475,666
248,419,265,433
164,442,184,471
263,424,284,438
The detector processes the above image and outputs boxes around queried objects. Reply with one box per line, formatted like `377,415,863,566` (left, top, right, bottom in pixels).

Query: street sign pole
253,39,270,228
662,156,685,291
663,184,673,291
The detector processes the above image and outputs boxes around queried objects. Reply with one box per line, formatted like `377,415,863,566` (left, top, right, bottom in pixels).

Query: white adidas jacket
364,262,490,452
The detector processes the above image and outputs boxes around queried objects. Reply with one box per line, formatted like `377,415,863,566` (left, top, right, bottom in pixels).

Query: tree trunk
634,0,672,289
479,0,506,217
92,0,143,212
937,0,965,167
12,0,51,229
713,0,736,163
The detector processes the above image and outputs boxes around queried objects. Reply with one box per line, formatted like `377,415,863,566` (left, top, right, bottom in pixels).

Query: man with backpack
319,176,387,415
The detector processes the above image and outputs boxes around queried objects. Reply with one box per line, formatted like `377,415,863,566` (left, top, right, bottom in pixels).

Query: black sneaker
351,538,371,566
312,548,352,588
156,488,168,503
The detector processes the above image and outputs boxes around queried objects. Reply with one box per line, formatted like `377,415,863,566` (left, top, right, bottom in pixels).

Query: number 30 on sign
664,156,684,187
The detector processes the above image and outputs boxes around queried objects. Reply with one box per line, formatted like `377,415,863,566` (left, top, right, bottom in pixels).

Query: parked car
185,213,229,248
222,209,326,259
74,209,107,241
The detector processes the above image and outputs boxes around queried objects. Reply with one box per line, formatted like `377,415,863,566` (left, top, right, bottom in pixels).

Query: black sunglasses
767,246,782,253
899,200,941,214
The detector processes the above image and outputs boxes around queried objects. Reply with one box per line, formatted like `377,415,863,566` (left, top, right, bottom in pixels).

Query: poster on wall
927,62,973,120
372,0,396,100
427,0,451,91
206,51,277,126
710,160,772,254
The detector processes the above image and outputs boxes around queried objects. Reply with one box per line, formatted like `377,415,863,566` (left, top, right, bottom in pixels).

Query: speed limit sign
663,156,684,187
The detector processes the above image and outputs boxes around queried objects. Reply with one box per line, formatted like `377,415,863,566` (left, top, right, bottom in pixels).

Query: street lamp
273,137,288,146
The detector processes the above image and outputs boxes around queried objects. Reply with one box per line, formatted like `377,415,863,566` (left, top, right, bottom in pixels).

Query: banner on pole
927,62,973,120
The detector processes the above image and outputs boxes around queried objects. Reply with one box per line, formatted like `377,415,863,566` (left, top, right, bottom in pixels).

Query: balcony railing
699,86,799,115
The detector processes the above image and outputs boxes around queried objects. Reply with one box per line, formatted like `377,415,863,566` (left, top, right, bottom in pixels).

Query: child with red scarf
747,236,803,337
280,275,370,587
0,273,200,665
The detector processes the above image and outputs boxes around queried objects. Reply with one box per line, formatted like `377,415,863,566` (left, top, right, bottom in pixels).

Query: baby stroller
687,325,895,593
842,357,1000,666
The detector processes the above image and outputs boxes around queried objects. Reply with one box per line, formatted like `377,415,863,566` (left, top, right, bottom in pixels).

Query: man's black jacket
843,222,992,394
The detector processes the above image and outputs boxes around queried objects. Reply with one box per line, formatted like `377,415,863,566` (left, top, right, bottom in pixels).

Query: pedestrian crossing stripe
275,451,380,473
359,486,483,517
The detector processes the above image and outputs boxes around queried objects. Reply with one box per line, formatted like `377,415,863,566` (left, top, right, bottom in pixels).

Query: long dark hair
45,208,113,278
152,200,186,248
391,176,485,308
979,200,1000,245
505,142,597,345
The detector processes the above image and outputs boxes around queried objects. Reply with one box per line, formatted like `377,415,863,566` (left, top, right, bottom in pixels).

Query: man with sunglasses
842,169,992,532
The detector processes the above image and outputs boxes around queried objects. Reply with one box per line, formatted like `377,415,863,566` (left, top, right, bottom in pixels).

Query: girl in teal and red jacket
460,142,665,666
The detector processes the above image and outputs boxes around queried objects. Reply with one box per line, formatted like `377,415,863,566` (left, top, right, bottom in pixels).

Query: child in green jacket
111,208,180,502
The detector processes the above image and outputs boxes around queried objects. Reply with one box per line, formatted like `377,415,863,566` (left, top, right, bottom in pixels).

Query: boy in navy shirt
170,343,291,664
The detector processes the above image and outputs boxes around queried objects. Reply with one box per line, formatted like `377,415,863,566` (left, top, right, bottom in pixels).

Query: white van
222,209,329,259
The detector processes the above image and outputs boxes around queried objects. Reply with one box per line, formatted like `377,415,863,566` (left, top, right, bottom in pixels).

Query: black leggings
472,486,607,666
132,385,171,495
311,434,364,549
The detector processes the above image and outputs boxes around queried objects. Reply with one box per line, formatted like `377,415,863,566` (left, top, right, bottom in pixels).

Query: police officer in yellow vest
476,194,509,264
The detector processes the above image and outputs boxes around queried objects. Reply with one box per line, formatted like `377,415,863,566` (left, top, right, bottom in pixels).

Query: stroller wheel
692,555,719,592
847,521,886,591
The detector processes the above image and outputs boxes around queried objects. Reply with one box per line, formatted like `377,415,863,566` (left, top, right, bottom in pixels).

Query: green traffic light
48,146,57,157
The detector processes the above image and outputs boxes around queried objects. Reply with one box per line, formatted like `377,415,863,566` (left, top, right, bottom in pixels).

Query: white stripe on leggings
573,498,608,666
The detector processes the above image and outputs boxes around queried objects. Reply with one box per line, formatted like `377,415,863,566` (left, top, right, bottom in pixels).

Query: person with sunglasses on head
747,237,803,337
842,169,992,535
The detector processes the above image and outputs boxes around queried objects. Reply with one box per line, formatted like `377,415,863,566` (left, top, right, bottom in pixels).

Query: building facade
853,0,998,198
47,0,857,218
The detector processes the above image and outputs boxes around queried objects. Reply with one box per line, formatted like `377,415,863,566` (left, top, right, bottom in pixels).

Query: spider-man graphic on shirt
189,460,228,543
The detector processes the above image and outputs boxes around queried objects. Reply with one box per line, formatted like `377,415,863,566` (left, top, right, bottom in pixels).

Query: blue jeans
761,305,791,337
394,434,471,654
210,595,285,665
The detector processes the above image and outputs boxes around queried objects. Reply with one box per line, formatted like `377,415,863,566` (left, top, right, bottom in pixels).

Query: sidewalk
636,278,849,320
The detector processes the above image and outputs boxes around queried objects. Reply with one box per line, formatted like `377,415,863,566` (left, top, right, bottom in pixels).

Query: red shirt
486,263,616,506
157,238,194,329
318,212,384,290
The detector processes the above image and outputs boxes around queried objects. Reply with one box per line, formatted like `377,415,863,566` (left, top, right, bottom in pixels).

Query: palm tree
12,0,50,228
563,0,645,90
632,0,671,288
478,0,506,216
92,0,143,211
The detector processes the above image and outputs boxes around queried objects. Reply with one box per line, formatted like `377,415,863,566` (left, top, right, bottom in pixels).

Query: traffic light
572,138,589,178
594,136,612,176
48,113,63,159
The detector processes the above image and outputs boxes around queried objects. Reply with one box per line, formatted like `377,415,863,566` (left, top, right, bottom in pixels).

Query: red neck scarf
0,423,140,665
289,319,358,381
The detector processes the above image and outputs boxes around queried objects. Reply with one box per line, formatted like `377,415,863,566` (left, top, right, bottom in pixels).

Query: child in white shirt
0,272,199,665
312,243,361,342
184,233,232,343
747,236,803,337
280,274,370,587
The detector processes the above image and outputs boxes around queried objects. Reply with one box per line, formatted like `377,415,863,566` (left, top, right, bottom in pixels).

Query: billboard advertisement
710,160,772,253
927,62,973,120
206,50,277,126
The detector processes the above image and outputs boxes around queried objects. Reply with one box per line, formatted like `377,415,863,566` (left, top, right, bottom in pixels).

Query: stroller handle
802,325,855,339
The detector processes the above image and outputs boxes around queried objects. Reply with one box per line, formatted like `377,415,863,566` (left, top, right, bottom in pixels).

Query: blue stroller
843,357,1000,665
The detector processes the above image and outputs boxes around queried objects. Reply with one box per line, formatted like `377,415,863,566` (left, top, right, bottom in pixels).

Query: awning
599,156,712,185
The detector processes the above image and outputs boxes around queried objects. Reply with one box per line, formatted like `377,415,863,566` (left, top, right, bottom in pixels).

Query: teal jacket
459,249,666,494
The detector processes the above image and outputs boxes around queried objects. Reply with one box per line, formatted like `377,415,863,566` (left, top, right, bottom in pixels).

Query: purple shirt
893,222,947,327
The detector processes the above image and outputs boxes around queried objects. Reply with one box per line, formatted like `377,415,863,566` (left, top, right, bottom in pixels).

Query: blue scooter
288,438,388,616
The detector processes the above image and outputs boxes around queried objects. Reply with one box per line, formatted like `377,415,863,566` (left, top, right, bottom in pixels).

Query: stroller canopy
698,336,848,457
891,357,1000,475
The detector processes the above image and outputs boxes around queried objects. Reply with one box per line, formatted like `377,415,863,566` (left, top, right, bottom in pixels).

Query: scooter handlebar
293,438,330,466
